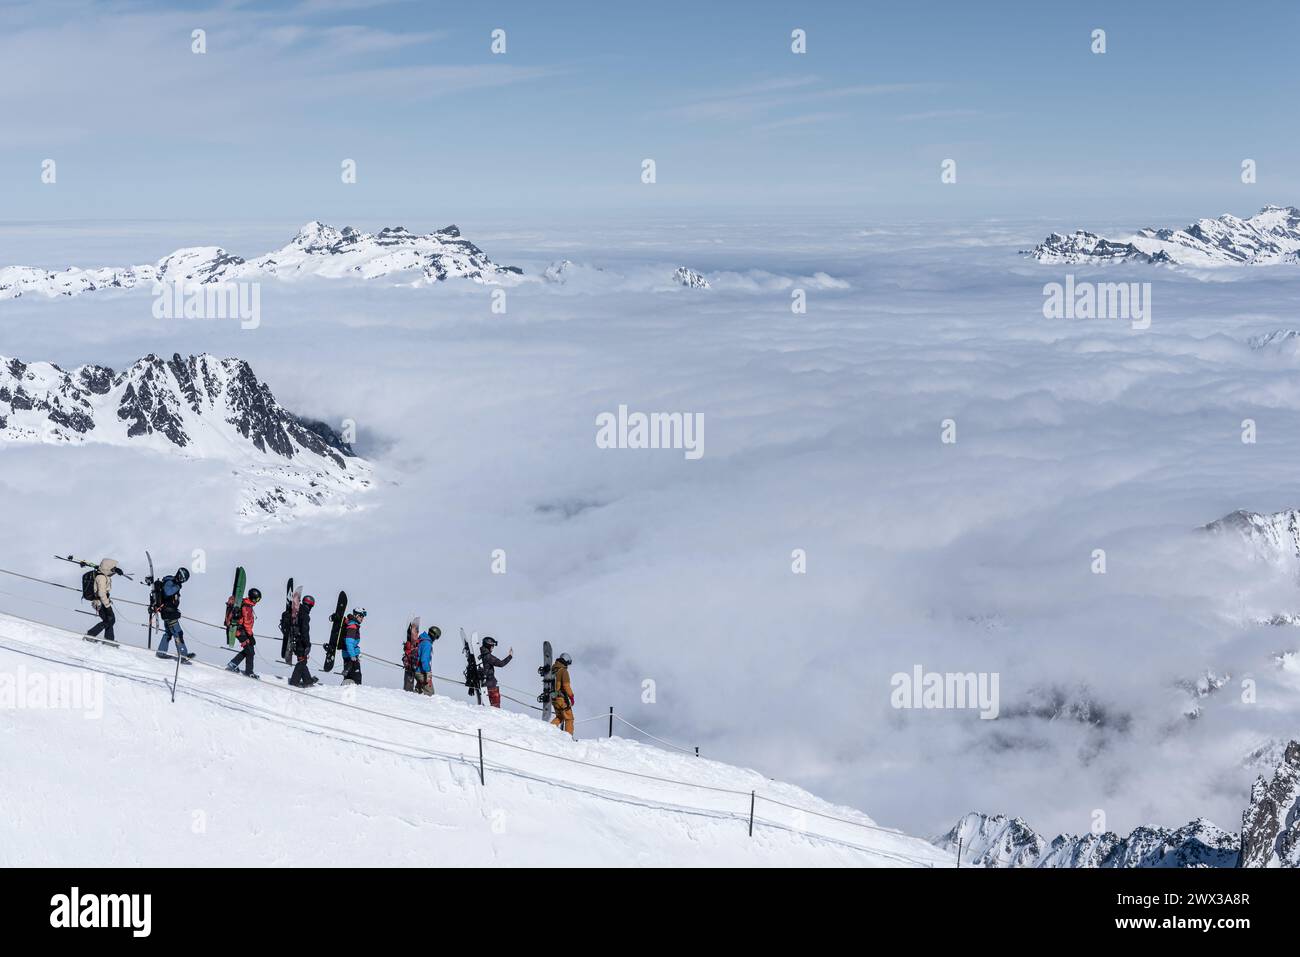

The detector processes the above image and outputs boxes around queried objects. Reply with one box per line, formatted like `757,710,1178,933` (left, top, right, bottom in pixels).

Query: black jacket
293,606,312,658
479,649,512,688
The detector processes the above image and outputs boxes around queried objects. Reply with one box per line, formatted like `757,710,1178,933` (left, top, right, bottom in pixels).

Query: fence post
956,837,962,868
694,746,699,757
477,729,485,786
608,706,614,738
748,791,755,837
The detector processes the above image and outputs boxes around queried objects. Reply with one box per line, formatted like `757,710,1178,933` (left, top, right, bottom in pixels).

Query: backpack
151,577,180,617
402,636,418,670
81,569,97,602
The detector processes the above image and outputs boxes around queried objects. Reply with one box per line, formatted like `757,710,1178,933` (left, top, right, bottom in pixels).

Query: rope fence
0,604,931,865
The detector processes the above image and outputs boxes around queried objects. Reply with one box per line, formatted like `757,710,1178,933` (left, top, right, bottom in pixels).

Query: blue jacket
343,618,362,659
417,632,434,671
157,576,183,621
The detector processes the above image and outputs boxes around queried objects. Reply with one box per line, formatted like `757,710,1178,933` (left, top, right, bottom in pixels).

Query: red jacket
237,597,256,640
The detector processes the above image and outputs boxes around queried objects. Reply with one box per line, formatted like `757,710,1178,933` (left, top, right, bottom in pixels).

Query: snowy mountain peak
939,742,1300,867
934,812,1045,867
0,221,521,301
1239,740,1300,867
1203,508,1300,562
1029,206,1300,266
673,266,711,289
0,352,370,527
936,811,1240,868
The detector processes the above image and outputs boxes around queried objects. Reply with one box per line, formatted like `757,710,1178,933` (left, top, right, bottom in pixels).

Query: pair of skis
461,628,483,705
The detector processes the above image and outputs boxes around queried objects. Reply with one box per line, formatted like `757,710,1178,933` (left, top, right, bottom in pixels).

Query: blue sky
2,0,1297,225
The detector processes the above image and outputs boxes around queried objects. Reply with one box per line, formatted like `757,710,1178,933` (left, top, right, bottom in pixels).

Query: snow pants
289,659,316,687
228,636,256,675
551,705,574,736
414,672,434,696
342,657,362,684
87,605,116,642
158,619,189,655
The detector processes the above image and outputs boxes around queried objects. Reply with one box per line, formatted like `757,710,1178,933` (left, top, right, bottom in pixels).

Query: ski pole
477,729,485,786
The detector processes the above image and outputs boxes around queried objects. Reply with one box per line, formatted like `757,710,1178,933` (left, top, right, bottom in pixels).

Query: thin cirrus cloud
658,78,934,124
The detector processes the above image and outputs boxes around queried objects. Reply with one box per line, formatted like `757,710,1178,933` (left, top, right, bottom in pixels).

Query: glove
240,640,249,649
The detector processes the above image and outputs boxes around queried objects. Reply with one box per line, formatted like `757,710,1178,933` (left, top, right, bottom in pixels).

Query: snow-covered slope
0,222,521,299
1028,205,1300,266
0,613,949,867
935,812,1241,867
0,353,370,527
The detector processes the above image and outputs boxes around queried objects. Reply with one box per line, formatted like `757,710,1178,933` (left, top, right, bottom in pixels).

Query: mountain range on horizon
1029,205,1300,266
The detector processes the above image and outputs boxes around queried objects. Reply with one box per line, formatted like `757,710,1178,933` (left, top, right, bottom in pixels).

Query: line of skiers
78,557,577,733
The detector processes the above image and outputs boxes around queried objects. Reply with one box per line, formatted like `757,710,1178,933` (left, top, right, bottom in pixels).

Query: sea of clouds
3,214,1300,840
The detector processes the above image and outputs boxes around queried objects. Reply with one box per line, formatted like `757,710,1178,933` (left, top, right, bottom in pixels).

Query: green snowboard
224,566,246,647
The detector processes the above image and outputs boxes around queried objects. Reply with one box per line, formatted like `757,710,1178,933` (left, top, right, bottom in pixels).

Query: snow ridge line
0,614,934,865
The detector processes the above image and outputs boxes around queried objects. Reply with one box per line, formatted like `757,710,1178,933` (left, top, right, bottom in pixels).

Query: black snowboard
539,640,554,722
279,577,294,664
322,590,348,672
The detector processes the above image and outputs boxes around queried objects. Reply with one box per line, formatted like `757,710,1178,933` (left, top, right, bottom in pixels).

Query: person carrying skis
85,558,122,644
549,653,575,736
341,608,366,684
226,587,263,678
152,567,195,661
479,636,513,708
413,625,440,696
289,595,319,688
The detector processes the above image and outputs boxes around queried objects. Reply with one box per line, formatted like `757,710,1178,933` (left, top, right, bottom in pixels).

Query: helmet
175,567,190,583
481,636,498,650
248,588,263,603
352,608,367,619
558,652,573,666
426,626,441,641
302,595,315,607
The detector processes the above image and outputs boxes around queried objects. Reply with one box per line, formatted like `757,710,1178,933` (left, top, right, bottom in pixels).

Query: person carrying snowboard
341,608,366,684
226,587,262,677
152,567,195,661
549,652,575,736
401,626,419,692
414,625,440,696
479,636,513,708
289,595,319,688
84,558,122,644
